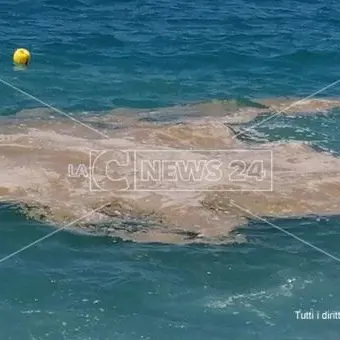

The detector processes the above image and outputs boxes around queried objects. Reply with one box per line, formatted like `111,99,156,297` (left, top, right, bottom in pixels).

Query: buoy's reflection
13,65,28,71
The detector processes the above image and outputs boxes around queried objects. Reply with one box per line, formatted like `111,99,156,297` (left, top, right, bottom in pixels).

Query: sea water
1,0,340,339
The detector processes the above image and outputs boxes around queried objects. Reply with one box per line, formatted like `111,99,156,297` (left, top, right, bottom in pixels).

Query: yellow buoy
13,48,31,66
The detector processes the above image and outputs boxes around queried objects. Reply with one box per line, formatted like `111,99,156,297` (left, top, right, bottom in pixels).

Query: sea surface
1,0,340,339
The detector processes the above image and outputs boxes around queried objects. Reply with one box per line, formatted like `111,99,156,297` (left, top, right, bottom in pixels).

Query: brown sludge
1,98,340,244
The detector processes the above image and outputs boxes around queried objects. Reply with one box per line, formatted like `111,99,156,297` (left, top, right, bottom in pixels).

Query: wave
1,97,340,244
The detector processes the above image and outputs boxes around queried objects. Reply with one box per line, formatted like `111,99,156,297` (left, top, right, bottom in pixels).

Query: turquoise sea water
2,0,340,339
